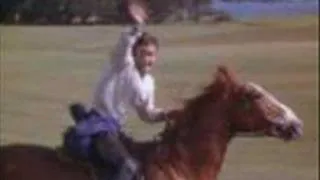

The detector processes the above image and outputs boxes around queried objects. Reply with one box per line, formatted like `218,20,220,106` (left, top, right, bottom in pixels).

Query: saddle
64,103,121,164
59,129,146,180
63,103,144,179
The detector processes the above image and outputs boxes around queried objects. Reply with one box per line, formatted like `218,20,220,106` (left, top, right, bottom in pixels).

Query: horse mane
185,65,238,109
160,65,239,141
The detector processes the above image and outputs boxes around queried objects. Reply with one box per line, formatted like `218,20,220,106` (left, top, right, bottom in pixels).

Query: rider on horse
64,1,177,180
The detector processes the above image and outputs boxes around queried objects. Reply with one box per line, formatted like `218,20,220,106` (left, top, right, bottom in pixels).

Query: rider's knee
120,158,139,174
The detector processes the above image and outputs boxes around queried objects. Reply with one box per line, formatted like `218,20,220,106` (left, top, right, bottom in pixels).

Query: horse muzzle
269,119,303,141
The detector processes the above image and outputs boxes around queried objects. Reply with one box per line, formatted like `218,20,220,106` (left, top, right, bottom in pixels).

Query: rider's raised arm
111,0,148,69
110,24,144,69
110,0,148,69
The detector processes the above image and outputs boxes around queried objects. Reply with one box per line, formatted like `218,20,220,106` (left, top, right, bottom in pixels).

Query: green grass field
1,16,318,179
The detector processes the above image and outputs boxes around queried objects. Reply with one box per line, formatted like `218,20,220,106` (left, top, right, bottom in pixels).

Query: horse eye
246,91,261,100
250,91,262,100
239,91,260,110
239,96,252,110
242,99,251,110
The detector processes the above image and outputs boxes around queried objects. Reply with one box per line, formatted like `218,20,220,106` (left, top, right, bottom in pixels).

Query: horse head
203,65,303,141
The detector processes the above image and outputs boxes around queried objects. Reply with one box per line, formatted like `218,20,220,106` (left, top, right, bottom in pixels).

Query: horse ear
215,64,238,85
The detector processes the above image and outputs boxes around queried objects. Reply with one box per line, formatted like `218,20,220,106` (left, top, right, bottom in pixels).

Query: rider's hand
127,0,148,24
164,109,181,120
162,109,181,132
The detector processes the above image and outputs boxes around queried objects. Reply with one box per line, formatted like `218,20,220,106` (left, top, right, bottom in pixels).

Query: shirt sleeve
110,25,143,69
129,75,165,123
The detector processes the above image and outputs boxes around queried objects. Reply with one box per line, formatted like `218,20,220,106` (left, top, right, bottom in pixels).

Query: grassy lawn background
1,16,318,179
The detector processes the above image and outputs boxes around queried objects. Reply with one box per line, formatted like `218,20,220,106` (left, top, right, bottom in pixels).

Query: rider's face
134,43,158,75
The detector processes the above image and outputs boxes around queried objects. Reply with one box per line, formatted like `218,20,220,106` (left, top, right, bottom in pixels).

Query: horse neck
191,114,230,177
165,103,232,179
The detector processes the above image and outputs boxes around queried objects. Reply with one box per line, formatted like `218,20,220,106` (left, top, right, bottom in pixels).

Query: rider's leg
95,132,139,180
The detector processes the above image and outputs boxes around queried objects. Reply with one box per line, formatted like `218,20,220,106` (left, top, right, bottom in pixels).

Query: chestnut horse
1,65,303,180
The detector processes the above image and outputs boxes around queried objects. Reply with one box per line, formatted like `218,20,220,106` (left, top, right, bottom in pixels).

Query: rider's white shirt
91,26,163,125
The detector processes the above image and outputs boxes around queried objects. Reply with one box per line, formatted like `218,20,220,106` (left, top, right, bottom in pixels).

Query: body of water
211,1,318,20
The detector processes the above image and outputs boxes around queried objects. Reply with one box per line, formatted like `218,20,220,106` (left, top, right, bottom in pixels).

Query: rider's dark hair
132,32,159,57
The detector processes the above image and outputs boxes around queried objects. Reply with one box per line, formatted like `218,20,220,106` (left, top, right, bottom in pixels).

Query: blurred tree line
1,0,232,25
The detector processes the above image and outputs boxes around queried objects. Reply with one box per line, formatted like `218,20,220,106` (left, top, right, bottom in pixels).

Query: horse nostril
272,121,303,141
292,122,303,136
285,121,303,140
275,125,284,132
